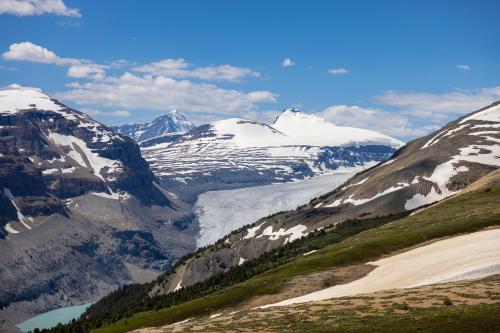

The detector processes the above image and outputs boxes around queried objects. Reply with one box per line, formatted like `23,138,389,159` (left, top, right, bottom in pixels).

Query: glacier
195,171,354,247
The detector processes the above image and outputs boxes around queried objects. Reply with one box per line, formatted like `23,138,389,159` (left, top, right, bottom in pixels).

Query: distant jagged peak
153,109,191,125
113,109,195,142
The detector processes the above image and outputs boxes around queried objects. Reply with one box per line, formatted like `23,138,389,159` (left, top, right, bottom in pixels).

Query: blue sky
1,0,499,140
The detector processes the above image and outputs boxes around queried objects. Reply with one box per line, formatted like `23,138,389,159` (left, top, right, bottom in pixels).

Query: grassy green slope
95,172,500,333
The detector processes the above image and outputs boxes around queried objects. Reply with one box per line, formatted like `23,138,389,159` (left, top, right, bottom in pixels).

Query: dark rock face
0,86,196,330
149,102,500,296
0,104,169,235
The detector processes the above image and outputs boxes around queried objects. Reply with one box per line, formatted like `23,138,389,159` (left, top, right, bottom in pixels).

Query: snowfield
212,110,403,149
261,228,500,308
141,109,401,185
0,84,62,114
195,172,354,247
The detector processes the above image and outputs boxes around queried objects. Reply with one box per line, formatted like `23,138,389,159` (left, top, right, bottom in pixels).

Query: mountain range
1,85,499,333
50,101,500,333
140,108,403,201
145,101,500,296
0,86,401,332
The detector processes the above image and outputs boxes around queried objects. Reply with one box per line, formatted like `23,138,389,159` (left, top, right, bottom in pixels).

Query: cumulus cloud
376,88,500,115
2,41,82,65
3,42,108,79
0,0,80,17
56,72,277,114
328,68,349,75
3,41,276,116
457,64,471,71
132,59,259,82
318,105,437,138
67,64,107,80
282,58,295,67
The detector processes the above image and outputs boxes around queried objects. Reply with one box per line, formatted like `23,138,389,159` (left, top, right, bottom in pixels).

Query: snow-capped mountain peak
273,108,404,148
113,110,195,142
274,108,328,126
1,84,63,114
142,112,402,198
0,84,109,128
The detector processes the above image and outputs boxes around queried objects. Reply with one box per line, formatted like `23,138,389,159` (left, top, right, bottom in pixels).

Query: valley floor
134,274,500,333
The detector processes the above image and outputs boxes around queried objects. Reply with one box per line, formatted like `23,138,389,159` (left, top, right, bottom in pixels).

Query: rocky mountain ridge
0,85,195,331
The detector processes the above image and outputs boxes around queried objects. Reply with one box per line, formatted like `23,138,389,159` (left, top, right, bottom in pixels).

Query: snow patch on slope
325,182,410,208
459,103,500,124
405,142,500,210
261,228,500,308
255,224,308,244
3,188,32,231
174,280,183,292
47,132,121,182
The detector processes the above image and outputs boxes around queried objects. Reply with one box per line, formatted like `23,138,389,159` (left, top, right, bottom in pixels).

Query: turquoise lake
16,302,92,332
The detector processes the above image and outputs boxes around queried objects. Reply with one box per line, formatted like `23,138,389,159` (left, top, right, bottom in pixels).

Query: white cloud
376,88,500,115
282,58,295,67
3,42,276,117
3,42,108,79
457,64,471,71
133,59,259,82
2,41,82,65
67,64,107,80
0,0,80,17
318,105,436,138
56,72,277,114
328,68,349,75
